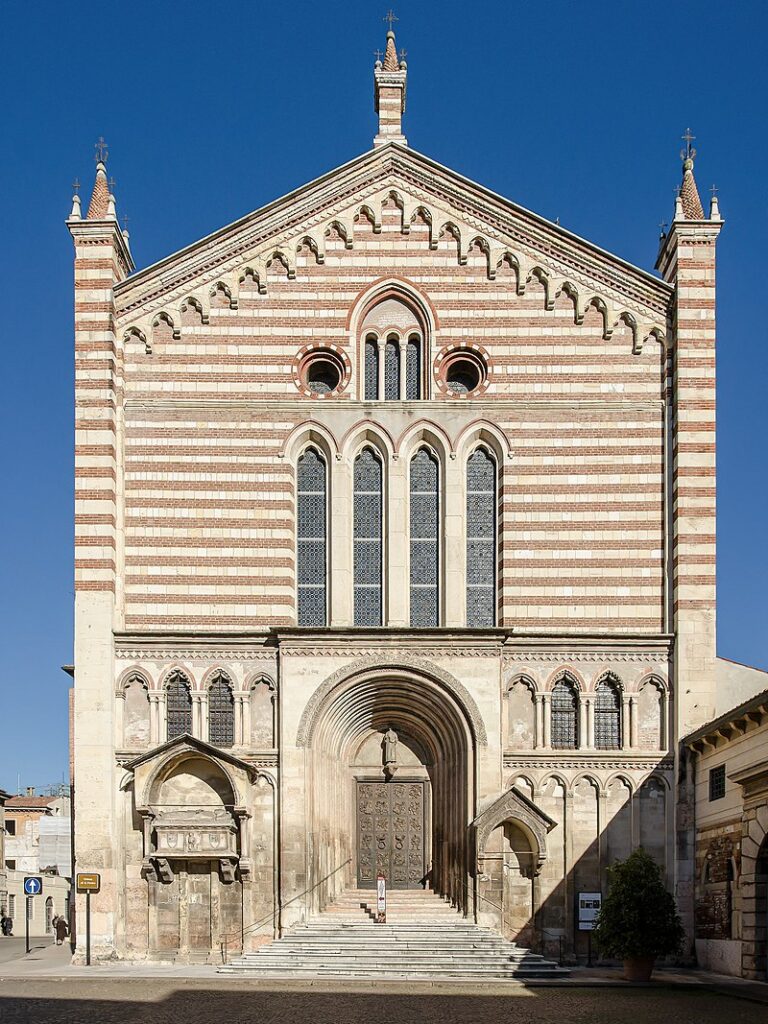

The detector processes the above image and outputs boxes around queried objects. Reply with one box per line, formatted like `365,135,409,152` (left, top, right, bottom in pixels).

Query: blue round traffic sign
23,877,42,896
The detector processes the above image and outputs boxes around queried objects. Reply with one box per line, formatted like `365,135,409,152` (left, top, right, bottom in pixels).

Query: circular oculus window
439,349,488,396
299,349,346,395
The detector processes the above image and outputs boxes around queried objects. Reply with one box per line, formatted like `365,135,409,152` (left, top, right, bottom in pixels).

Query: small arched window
595,676,622,749
384,336,400,400
208,672,235,748
297,447,327,626
364,336,379,400
466,446,496,626
410,447,440,627
405,335,421,399
166,672,192,740
354,447,383,626
551,678,578,749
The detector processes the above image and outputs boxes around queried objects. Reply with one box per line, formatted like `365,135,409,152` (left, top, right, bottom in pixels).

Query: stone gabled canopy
472,786,556,875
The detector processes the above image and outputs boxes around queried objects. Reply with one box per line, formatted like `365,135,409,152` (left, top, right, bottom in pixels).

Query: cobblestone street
0,978,761,1024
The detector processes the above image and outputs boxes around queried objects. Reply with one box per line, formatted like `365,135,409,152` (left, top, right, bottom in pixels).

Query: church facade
67,27,724,963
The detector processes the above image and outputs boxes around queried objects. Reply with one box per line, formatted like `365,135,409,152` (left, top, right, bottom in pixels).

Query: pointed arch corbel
635,325,666,355
494,251,521,290
555,281,585,324
180,294,209,325
409,205,435,248
124,326,151,354
584,296,613,339
239,264,267,296
266,249,296,281
527,267,554,310
438,221,465,265
468,236,493,278
210,280,237,310
152,310,180,341
325,219,353,250
613,311,638,351
355,203,381,234
295,234,324,266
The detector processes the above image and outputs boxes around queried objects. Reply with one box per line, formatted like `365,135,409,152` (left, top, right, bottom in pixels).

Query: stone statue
383,727,398,778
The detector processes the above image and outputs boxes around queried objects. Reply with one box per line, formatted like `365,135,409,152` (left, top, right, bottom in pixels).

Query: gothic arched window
595,676,622,750
297,447,327,626
166,672,192,740
551,678,579,749
410,447,439,627
384,336,400,400
405,335,421,399
208,672,235,748
364,336,379,400
354,447,383,626
466,446,496,626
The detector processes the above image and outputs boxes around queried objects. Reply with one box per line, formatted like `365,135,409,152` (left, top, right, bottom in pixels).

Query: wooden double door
356,781,426,889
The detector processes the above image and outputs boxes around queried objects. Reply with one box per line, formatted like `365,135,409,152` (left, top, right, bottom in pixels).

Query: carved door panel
357,781,425,889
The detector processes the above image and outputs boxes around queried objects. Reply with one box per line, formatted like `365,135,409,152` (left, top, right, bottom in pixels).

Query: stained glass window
551,678,578,749
166,672,192,740
297,447,327,626
405,336,421,399
364,337,379,400
410,447,439,627
595,676,622,750
208,672,235,747
354,447,383,626
466,447,496,626
384,338,400,400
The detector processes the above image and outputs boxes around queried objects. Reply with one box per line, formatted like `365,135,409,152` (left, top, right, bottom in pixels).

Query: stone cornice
504,752,673,772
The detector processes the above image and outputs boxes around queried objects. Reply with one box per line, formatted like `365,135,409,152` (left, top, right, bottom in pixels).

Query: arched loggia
298,663,479,916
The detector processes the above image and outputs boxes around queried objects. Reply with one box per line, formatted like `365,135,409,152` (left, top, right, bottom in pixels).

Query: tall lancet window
354,447,383,626
410,447,439,627
297,447,327,626
466,447,497,626
405,335,421,399
208,672,235,748
384,336,400,400
364,336,379,400
166,672,192,740
595,676,622,750
551,678,579,750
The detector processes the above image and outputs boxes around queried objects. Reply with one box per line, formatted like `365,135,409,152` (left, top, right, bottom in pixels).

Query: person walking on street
54,916,69,945
1,915,13,936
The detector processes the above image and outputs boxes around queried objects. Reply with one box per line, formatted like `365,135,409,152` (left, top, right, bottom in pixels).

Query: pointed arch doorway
298,661,482,913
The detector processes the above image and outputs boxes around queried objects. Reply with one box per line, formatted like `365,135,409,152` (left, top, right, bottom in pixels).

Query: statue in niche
383,726,398,779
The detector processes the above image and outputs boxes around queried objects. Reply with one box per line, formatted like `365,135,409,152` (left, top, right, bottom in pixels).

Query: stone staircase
219,888,569,979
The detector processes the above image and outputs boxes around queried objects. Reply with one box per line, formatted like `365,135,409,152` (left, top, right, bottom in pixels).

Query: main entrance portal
356,781,426,889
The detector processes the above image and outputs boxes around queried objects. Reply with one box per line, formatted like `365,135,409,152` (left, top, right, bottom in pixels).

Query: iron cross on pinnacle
94,136,109,163
680,128,696,162
384,9,398,30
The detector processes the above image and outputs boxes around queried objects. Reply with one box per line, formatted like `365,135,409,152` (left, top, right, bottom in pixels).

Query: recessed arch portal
300,662,478,913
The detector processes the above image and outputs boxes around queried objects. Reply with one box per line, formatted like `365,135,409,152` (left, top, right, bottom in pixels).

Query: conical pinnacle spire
87,160,111,220
383,30,399,71
679,129,704,220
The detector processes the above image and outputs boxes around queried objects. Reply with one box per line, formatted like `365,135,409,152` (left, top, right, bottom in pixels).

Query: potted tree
592,848,684,981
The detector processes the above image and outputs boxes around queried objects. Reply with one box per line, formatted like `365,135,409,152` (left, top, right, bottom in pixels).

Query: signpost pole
86,890,91,967
25,897,30,955
587,929,593,967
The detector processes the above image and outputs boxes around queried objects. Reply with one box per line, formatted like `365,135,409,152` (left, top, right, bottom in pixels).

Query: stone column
115,691,125,749
330,454,353,625
629,696,639,749
585,697,595,749
578,698,588,749
534,694,544,749
542,694,552,749
377,340,385,400
398,337,407,400
444,453,463,626
388,455,408,625
622,695,631,750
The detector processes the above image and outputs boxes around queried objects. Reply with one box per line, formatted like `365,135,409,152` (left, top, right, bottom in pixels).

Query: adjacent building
66,26,738,964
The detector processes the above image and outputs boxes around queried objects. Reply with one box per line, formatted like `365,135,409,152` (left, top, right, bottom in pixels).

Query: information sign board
76,873,101,893
577,891,602,931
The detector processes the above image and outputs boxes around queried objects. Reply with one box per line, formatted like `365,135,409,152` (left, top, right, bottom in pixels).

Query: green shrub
593,848,684,960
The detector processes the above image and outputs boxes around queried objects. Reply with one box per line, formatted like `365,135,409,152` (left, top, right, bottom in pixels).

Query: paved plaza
0,976,761,1024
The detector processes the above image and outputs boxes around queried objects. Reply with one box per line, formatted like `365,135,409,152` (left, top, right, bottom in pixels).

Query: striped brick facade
67,37,723,964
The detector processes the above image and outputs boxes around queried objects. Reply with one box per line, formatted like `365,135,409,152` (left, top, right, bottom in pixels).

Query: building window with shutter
297,447,327,626
410,447,440,627
354,447,383,626
466,446,496,626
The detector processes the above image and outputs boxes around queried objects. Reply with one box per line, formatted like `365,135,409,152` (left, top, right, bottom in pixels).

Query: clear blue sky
1,0,766,789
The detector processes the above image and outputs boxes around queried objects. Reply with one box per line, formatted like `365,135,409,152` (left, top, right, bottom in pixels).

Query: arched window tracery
297,446,327,626
595,676,622,750
551,677,579,750
354,447,384,626
208,672,235,748
466,446,497,626
410,446,440,627
166,672,192,740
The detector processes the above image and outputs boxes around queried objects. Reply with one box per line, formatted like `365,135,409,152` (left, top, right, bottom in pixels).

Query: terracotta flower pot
623,956,655,981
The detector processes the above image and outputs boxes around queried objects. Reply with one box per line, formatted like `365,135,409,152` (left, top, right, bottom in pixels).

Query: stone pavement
0,936,50,965
0,976,763,1024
